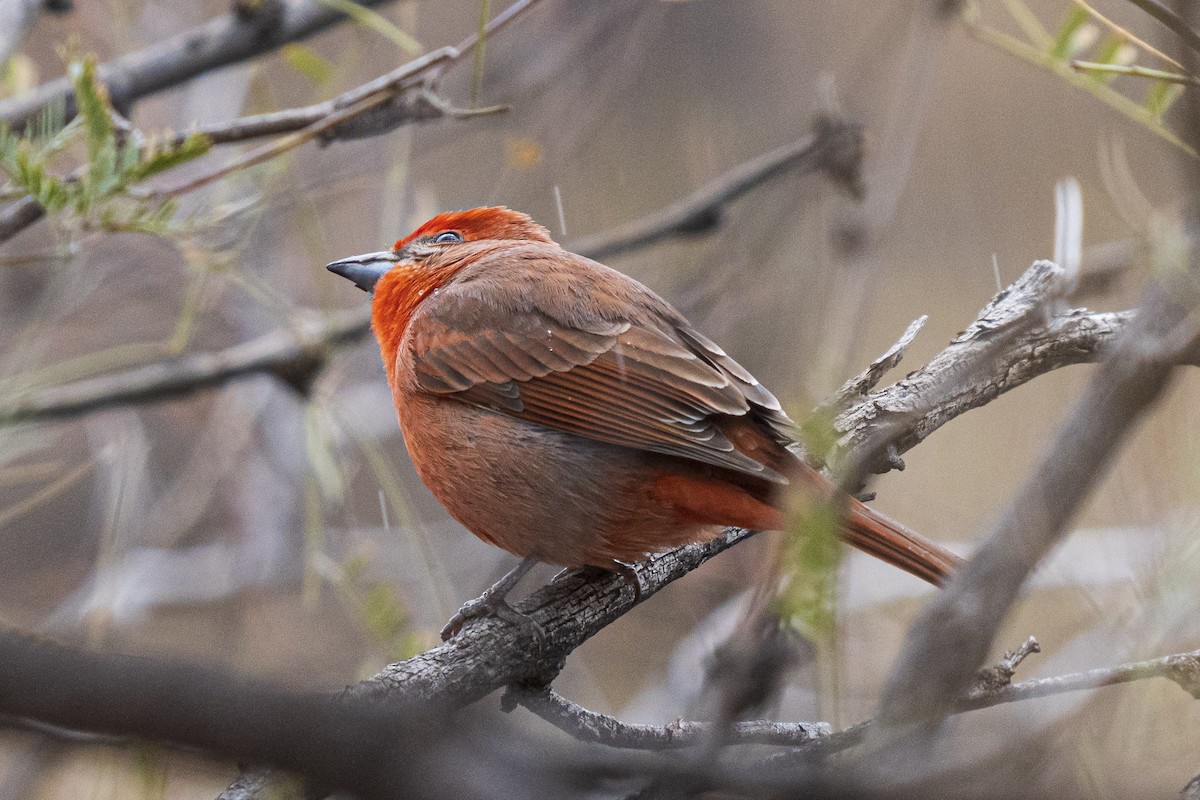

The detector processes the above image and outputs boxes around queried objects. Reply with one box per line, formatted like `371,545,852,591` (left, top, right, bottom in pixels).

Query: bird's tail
839,499,961,585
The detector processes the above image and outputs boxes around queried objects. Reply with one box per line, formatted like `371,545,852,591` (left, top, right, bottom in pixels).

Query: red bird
328,207,958,637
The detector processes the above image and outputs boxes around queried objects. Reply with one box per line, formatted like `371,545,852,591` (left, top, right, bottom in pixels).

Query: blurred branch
1,119,862,425
874,248,1200,747
0,625,518,800
0,309,369,425
0,0,57,64
0,0,394,131
567,116,864,261
170,85,496,149
0,193,46,242
1123,0,1200,57
505,686,831,750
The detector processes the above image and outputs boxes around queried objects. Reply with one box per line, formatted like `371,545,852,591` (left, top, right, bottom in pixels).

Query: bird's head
325,206,553,293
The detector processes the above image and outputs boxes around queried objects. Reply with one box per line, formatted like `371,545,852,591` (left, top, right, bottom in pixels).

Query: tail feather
840,499,961,585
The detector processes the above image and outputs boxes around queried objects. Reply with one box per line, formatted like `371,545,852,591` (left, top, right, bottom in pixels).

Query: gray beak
325,251,399,293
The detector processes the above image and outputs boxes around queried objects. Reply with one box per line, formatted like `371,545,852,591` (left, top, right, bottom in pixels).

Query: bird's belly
395,393,716,567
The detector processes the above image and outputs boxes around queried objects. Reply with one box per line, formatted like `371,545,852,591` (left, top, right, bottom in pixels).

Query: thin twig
507,687,831,751
1124,0,1200,57
823,314,927,413
566,116,864,261
0,309,368,425
794,644,1200,760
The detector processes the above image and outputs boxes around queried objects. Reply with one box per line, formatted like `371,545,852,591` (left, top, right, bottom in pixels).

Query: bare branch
0,194,44,244
567,116,864,261
344,528,759,707
0,625,518,800
0,309,369,425
824,314,927,413
0,0,393,130
971,636,1041,693
795,644,1200,761
875,257,1200,739
959,647,1200,710
832,263,1166,477
506,687,831,751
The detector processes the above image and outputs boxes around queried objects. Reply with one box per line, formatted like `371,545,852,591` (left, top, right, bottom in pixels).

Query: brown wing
404,250,798,483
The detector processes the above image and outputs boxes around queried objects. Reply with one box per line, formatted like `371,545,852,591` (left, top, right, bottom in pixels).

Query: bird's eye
432,231,464,244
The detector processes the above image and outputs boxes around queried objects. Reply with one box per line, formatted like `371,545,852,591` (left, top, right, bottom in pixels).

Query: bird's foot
440,593,545,645
440,555,545,645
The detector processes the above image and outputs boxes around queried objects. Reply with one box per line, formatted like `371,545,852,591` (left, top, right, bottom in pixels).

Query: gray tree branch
0,0,392,130
873,249,1200,753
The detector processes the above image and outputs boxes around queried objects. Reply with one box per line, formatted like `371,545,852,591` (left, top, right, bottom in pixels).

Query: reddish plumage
332,206,960,585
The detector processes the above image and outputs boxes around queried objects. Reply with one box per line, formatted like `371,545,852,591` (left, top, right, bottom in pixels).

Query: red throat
371,264,450,388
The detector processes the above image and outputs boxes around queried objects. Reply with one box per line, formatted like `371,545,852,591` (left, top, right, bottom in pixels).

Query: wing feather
404,250,794,482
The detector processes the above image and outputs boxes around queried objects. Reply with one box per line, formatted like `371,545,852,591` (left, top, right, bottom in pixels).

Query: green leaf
123,132,211,183
67,58,113,162
775,503,842,645
281,43,336,84
1146,80,1185,119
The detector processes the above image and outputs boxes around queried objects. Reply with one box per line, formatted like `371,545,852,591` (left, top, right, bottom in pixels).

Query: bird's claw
440,593,546,646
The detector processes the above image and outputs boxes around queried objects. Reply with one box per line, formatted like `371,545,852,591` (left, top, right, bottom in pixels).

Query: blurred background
2,0,1200,796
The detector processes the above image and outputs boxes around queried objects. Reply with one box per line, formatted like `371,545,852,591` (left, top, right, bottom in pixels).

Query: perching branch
1,119,863,425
